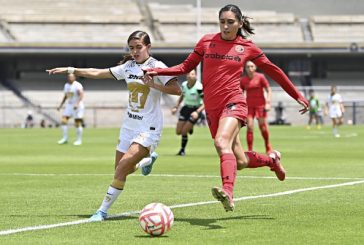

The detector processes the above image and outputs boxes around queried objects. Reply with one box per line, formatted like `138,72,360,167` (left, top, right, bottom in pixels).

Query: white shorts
116,127,161,154
63,104,85,119
329,107,342,119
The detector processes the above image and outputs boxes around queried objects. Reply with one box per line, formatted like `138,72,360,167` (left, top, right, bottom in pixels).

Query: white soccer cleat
141,152,158,176
73,140,82,146
57,138,68,145
89,210,107,222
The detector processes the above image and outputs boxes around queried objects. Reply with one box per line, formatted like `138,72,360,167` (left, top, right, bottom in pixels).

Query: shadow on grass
175,215,274,230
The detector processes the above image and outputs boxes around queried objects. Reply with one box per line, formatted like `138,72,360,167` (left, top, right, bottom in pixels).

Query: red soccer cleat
211,187,235,212
269,150,286,181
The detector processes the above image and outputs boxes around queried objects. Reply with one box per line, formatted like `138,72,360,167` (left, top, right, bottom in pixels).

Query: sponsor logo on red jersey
204,53,241,62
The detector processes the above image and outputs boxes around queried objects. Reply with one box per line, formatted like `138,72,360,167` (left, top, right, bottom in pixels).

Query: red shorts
247,105,267,119
206,102,247,139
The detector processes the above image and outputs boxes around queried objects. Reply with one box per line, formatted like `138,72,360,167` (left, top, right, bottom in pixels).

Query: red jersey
149,33,307,111
240,72,269,107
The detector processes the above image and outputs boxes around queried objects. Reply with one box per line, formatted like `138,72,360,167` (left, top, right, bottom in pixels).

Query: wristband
67,67,75,74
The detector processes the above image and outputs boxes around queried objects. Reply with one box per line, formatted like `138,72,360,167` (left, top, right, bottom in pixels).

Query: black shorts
178,105,202,124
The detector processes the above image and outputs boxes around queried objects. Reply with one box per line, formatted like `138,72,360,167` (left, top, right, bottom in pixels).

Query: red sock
245,151,273,168
246,130,253,151
220,153,237,197
259,123,271,152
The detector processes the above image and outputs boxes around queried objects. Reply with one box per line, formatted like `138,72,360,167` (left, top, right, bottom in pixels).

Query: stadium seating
0,0,149,43
148,3,304,43
311,15,364,42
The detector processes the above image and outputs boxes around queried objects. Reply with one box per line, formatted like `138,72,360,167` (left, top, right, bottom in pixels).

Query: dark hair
219,4,254,39
119,30,151,64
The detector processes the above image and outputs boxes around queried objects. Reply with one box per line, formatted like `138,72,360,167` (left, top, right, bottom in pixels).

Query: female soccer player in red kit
241,61,272,153
144,4,308,212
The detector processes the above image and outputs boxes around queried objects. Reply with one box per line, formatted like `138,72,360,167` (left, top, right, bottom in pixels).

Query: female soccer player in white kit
326,85,345,137
57,73,85,145
47,30,181,221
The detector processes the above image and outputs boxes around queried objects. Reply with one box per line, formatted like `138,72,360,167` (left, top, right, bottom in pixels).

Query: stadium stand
148,3,304,43
311,15,364,43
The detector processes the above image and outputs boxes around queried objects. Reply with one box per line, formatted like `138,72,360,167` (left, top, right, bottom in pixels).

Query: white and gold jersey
64,81,84,107
109,57,175,133
327,93,343,118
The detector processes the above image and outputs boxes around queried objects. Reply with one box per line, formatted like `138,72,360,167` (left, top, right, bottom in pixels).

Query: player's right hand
171,107,177,115
46,68,67,75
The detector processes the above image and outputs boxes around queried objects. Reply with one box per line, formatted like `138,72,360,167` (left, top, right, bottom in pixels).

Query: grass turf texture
0,126,363,244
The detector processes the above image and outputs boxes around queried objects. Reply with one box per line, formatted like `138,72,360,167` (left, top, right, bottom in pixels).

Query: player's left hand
264,103,271,112
297,99,309,114
46,68,67,75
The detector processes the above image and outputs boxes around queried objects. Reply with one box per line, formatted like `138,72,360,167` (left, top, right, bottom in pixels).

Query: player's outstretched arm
46,67,114,79
257,61,309,114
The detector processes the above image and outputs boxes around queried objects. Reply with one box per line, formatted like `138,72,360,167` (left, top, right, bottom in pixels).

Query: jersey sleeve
240,77,247,91
338,94,343,103
63,83,69,93
148,37,205,76
154,61,177,85
255,59,307,105
109,64,126,80
246,41,270,66
260,74,270,88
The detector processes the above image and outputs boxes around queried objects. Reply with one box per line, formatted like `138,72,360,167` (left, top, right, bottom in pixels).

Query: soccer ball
139,203,174,236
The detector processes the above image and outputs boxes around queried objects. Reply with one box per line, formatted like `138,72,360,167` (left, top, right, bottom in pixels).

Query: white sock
333,127,338,135
61,125,68,139
76,126,83,141
136,157,152,169
98,186,122,213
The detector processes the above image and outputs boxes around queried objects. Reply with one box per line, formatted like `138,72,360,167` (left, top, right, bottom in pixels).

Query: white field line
1,179,364,236
0,172,363,181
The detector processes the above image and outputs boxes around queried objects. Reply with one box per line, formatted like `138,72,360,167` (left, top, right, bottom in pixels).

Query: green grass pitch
0,125,363,244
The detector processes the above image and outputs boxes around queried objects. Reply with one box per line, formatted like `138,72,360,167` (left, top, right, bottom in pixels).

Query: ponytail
118,54,133,65
240,15,254,38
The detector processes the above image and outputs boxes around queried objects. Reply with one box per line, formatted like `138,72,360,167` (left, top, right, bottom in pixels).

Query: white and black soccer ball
139,203,174,236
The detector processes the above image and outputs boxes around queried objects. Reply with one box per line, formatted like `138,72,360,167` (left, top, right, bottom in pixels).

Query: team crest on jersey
235,45,244,53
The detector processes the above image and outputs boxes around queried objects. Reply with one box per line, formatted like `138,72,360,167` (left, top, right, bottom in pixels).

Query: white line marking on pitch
1,179,364,236
1,173,363,181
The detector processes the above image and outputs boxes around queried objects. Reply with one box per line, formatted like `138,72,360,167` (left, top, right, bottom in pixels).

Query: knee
247,124,254,132
259,123,267,131
214,135,230,152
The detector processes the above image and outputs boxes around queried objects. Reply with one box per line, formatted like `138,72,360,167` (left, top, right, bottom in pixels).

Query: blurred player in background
144,4,308,212
48,30,181,221
57,74,85,146
307,89,322,129
240,61,272,153
325,85,344,137
171,69,204,156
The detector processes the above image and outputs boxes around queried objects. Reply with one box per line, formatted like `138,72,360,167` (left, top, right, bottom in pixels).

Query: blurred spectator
40,119,46,128
270,101,290,125
24,111,34,128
